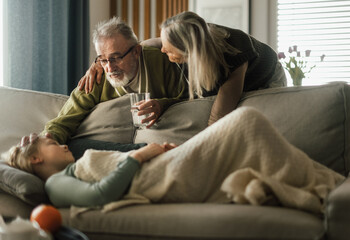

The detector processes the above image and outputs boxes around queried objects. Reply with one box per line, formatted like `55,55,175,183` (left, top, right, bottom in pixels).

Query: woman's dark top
202,24,283,96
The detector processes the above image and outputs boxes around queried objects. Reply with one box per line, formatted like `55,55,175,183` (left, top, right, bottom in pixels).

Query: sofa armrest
325,176,350,240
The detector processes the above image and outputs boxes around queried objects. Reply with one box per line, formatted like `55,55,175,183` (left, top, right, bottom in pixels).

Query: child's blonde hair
1,138,41,174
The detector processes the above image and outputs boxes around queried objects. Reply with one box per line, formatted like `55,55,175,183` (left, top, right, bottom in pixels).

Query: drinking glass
129,93,150,129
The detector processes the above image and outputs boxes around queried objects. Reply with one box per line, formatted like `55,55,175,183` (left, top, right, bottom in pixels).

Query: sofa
0,82,349,240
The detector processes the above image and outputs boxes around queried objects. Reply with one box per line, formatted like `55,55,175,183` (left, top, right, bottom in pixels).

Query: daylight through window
277,0,350,86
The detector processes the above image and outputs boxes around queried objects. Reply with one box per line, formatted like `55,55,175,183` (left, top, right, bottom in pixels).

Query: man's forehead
95,34,130,56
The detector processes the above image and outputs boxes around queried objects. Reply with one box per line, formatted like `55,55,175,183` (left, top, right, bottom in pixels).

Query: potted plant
278,46,325,86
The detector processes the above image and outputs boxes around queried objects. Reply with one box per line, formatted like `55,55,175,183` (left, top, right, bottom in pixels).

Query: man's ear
134,44,142,57
29,155,43,165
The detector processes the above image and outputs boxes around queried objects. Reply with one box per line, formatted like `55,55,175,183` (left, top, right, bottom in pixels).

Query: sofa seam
0,86,69,102
239,82,342,102
340,84,350,175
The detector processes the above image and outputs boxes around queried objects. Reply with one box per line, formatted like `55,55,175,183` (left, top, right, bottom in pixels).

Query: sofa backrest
1,82,349,175
0,86,68,154
239,82,350,176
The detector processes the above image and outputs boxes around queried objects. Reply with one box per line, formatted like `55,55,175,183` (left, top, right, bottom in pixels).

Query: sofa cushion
71,95,135,143
0,161,48,206
134,97,215,145
60,204,324,240
239,82,350,175
0,191,33,218
71,95,215,146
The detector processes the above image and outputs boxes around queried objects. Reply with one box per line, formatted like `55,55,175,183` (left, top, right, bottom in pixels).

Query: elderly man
42,17,188,145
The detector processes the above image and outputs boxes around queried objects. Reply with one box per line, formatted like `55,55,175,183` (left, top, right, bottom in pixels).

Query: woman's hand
78,62,104,94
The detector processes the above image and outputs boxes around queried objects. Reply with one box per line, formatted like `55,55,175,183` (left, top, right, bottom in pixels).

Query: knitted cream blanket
74,107,345,214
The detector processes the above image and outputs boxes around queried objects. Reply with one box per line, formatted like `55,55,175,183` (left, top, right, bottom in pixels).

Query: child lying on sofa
2,107,345,214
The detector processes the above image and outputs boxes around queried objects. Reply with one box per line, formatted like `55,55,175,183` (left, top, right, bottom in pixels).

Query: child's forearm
45,157,140,207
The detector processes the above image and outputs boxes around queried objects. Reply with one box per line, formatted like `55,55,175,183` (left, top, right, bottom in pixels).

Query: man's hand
78,62,104,94
136,99,162,128
19,132,52,147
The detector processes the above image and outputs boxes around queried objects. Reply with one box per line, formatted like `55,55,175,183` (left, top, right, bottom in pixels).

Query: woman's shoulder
141,46,171,64
142,46,164,57
209,24,248,38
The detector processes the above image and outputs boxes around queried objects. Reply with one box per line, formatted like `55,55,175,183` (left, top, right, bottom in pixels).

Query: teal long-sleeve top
45,156,140,208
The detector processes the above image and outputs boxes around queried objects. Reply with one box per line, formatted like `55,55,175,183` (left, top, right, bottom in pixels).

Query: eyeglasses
95,45,136,67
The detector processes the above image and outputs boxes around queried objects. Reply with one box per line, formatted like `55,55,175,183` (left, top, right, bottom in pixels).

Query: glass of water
129,93,150,129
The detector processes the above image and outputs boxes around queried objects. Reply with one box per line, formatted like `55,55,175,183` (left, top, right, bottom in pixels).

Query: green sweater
44,46,188,144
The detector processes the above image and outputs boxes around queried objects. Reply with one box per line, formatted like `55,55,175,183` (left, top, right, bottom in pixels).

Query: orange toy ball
30,204,62,233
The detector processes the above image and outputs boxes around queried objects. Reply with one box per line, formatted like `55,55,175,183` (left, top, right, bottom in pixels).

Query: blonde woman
158,11,286,124
80,12,286,125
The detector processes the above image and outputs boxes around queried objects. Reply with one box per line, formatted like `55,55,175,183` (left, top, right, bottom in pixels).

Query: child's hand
129,143,165,163
162,142,177,151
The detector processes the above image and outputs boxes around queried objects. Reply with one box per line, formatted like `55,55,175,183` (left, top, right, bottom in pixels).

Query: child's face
37,138,75,170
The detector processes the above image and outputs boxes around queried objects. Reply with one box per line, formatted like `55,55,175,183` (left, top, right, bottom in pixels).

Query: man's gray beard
106,63,138,88
106,73,130,88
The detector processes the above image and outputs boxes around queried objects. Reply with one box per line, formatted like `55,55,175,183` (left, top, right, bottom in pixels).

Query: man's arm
43,81,107,144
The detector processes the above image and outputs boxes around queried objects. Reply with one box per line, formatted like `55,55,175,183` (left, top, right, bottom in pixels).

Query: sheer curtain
3,0,89,95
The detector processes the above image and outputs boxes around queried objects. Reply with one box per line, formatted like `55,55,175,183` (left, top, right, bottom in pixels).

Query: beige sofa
1,82,350,240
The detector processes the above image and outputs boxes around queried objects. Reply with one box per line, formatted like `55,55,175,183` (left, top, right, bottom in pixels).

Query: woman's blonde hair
161,11,239,99
2,138,40,174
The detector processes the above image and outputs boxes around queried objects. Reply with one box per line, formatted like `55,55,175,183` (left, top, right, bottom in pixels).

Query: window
277,0,350,86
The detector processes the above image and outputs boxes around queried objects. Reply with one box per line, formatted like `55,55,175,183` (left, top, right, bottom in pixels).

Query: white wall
250,0,277,51
189,0,250,34
89,0,110,64
87,0,275,62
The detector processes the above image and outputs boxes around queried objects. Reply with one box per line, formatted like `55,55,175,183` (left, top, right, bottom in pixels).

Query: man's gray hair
92,16,138,45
